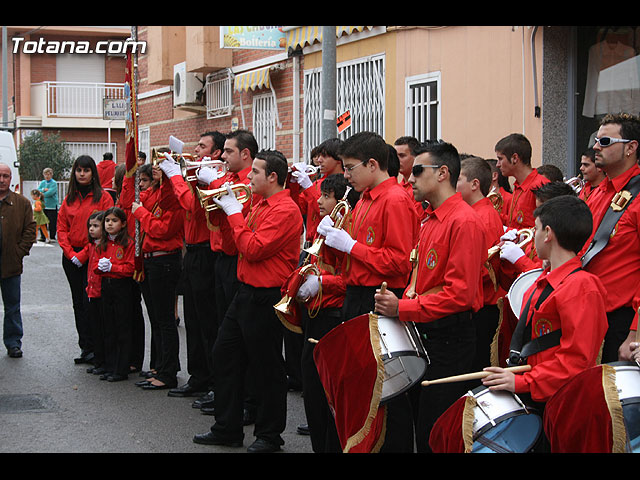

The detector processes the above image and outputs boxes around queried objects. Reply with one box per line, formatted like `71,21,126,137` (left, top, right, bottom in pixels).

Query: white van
0,130,20,192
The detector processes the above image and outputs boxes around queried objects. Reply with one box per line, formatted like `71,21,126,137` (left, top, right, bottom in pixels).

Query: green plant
17,131,74,181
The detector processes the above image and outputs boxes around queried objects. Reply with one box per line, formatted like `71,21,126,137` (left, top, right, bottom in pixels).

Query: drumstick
308,338,319,344
421,365,532,386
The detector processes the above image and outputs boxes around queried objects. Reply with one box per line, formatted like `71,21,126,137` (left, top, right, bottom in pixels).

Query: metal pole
320,26,336,143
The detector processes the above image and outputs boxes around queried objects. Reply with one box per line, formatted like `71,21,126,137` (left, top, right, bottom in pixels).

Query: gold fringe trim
343,312,386,453
489,297,504,367
462,394,477,453
602,364,627,453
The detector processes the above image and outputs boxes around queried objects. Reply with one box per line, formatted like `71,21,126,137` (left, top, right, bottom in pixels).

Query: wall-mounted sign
221,26,286,50
103,98,127,121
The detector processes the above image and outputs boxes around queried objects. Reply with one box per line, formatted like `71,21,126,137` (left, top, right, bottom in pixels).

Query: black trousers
210,283,287,446
87,297,104,368
602,306,635,363
101,276,136,377
412,311,476,453
300,307,343,453
44,208,57,239
342,285,415,453
139,253,182,386
182,244,218,390
471,303,499,372
62,250,92,355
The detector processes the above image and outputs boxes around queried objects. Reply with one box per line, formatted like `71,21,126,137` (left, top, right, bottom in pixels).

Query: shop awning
233,65,272,92
285,26,374,51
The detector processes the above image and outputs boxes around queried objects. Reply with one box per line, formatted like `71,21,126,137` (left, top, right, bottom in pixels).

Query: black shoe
167,383,207,398
92,366,109,375
135,379,151,387
192,391,215,409
99,372,113,381
7,346,22,358
74,352,94,365
139,370,156,378
200,406,215,416
193,431,243,447
296,424,310,435
247,438,281,453
107,374,128,382
142,381,176,391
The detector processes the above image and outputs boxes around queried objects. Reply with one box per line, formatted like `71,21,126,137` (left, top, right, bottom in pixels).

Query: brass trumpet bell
196,183,252,212
180,157,227,183
564,176,585,194
304,187,352,257
488,228,535,260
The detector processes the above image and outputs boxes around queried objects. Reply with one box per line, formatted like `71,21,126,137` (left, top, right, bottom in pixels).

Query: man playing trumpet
374,140,486,453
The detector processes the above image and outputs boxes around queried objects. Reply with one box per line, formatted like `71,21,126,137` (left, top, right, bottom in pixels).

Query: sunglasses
412,163,440,177
594,136,632,147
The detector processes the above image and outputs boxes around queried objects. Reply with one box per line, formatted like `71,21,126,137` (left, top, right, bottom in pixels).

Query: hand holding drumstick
374,282,399,317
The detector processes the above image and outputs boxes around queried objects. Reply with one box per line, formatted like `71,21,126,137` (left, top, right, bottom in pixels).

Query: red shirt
92,237,135,279
472,196,506,305
583,164,640,328
579,182,597,202
399,176,426,218
342,176,419,289
97,160,116,190
226,189,303,288
398,193,486,323
57,189,114,260
504,169,549,229
169,174,211,245
84,241,101,298
207,167,259,256
512,256,608,402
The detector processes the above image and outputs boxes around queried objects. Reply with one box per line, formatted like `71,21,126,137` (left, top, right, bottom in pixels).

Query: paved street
0,240,313,453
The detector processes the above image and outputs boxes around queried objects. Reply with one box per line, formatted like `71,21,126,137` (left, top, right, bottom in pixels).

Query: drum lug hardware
513,393,529,414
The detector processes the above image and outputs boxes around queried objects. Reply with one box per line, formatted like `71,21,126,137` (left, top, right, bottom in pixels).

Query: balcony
27,81,126,129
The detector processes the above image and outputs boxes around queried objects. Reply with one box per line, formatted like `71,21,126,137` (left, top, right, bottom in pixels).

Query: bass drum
376,315,429,404
507,268,543,317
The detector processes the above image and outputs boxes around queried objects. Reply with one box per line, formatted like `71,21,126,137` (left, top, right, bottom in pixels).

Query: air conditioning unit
173,62,204,108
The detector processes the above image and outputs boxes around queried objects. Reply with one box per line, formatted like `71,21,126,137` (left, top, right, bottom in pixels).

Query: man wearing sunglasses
582,113,640,364
495,133,550,229
375,141,486,453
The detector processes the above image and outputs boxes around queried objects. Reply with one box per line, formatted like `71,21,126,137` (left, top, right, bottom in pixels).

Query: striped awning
285,26,374,51
233,66,271,92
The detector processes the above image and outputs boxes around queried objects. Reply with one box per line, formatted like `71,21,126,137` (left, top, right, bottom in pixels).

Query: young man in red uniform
482,195,607,404
158,131,226,400
97,152,117,201
193,149,303,453
495,133,549,229
457,156,505,372
317,131,419,452
581,113,640,363
578,147,606,202
394,136,425,216
374,140,486,453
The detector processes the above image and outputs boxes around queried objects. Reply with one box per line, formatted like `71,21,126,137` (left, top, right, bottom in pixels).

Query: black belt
143,249,181,259
185,242,210,251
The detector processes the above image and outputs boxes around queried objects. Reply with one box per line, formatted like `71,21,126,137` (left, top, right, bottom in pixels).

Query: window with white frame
205,69,233,119
303,54,385,161
253,92,276,150
405,72,441,142
138,126,150,163
64,142,116,163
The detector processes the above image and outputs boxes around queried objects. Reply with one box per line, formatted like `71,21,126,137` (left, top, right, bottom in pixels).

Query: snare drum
610,362,640,452
376,315,429,404
467,386,543,453
507,268,543,317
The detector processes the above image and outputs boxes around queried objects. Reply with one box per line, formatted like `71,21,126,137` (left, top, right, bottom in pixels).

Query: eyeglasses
594,136,632,147
344,160,366,173
412,163,440,177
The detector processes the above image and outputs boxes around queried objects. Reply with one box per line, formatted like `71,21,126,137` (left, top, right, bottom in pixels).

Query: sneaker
7,346,22,358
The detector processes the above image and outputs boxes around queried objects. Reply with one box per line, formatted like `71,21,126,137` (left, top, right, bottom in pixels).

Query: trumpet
487,227,534,260
150,149,193,167
287,163,319,186
564,176,584,194
180,157,228,184
274,263,322,324
196,183,252,212
304,186,352,257
487,187,503,212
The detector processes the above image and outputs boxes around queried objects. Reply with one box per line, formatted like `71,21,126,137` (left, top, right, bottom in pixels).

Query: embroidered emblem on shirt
366,226,375,246
425,248,438,270
516,210,524,224
534,318,553,337
115,247,124,260
153,207,162,218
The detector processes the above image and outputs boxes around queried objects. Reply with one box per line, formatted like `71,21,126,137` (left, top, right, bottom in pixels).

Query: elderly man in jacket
0,163,36,357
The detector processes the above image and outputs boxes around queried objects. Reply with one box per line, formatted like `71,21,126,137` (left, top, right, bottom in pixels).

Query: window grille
205,69,233,119
405,72,441,142
253,93,276,150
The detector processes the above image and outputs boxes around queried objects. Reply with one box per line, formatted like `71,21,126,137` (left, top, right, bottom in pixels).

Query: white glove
290,162,313,189
316,215,335,237
71,256,83,267
98,257,112,272
500,228,518,242
296,274,320,301
159,155,181,178
500,241,525,264
324,227,357,254
211,184,243,216
196,165,219,185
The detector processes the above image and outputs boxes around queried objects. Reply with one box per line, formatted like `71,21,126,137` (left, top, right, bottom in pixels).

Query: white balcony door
55,54,105,117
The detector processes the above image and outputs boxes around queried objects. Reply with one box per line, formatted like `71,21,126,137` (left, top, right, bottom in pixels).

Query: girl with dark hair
57,155,114,365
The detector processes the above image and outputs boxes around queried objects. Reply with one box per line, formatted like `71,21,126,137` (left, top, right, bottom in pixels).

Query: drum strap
508,267,581,366
581,173,640,267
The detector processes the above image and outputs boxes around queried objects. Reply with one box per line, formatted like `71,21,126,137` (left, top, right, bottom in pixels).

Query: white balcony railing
41,82,125,118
